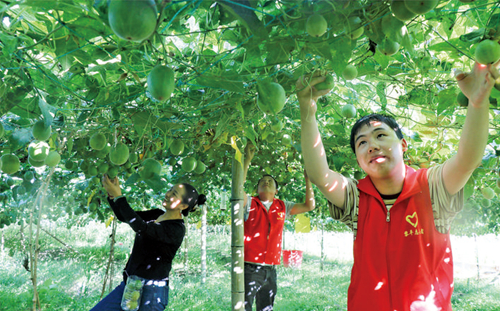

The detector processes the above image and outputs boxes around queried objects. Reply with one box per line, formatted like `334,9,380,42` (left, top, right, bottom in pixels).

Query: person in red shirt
297,61,498,311
242,144,315,311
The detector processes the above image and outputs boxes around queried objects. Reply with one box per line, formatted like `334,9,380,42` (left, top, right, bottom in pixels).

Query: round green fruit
88,166,98,176
108,0,157,42
181,157,197,172
457,92,468,107
194,160,206,174
306,14,328,37
481,187,495,200
282,134,292,146
44,151,61,167
1,154,20,174
15,185,26,196
481,198,491,207
404,0,439,15
147,65,175,101
342,65,358,80
378,39,400,56
341,104,357,119
28,141,50,162
89,132,107,151
131,279,143,289
475,40,500,65
139,158,162,179
98,162,109,174
131,291,141,301
32,120,51,141
65,161,75,170
391,0,417,21
266,133,276,143
315,75,334,91
107,166,119,179
354,171,364,180
24,171,34,181
109,143,129,166
270,118,283,132
257,82,286,115
6,177,14,187
129,152,138,164
168,157,177,166
170,140,184,156
345,16,364,40
126,301,138,310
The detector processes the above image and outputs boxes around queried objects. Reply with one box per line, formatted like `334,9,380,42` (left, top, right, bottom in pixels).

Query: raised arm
290,170,316,215
242,143,256,207
297,75,348,208
442,62,497,195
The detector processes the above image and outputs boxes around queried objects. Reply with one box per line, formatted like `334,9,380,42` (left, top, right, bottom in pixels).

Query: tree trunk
183,215,189,272
29,168,55,311
100,218,117,299
231,156,245,310
321,216,325,272
201,203,207,284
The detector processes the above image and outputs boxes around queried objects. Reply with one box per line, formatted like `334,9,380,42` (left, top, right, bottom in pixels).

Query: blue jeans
90,280,169,311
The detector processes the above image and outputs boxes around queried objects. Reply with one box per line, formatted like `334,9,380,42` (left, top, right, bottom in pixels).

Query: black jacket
108,197,185,281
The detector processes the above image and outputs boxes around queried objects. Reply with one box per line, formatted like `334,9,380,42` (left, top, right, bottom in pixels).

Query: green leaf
9,128,32,151
266,39,295,65
131,111,170,136
143,173,166,192
437,88,456,115
39,98,54,126
0,33,18,56
328,37,353,76
381,15,404,43
196,74,246,93
125,173,141,185
376,83,387,109
244,123,258,146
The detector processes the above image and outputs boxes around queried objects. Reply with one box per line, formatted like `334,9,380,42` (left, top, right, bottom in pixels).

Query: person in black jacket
90,175,206,311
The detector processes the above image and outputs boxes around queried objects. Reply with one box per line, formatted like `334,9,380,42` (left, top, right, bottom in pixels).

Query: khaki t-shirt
329,164,464,237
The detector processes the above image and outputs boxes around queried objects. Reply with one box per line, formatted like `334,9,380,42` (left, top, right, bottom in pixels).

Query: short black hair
180,183,206,216
350,113,404,154
256,174,278,189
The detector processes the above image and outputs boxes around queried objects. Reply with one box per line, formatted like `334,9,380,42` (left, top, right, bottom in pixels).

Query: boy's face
354,120,407,180
257,176,278,196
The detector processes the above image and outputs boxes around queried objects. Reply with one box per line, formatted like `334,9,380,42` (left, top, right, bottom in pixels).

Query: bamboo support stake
100,218,117,299
201,203,207,284
231,155,245,310
29,167,55,311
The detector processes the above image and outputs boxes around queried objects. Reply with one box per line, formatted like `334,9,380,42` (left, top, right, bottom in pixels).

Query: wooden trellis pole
231,155,245,310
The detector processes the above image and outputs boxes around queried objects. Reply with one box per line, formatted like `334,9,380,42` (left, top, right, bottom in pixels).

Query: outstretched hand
455,61,499,107
245,142,256,163
296,74,332,113
102,174,122,199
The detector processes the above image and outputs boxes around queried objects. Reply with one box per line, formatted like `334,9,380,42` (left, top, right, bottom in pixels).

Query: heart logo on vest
405,212,418,228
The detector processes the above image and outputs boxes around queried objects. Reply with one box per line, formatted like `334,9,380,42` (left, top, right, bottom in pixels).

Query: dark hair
350,113,404,154
180,183,206,217
256,174,278,190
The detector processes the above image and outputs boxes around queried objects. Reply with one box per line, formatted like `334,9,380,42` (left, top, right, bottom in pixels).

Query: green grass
1,221,499,310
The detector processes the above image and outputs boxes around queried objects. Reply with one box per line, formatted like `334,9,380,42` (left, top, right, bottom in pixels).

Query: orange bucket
282,250,303,268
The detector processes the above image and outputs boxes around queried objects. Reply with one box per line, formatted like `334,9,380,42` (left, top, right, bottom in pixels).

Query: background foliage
2,0,500,234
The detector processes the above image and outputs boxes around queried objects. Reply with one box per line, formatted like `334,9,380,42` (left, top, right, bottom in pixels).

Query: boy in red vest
242,144,315,311
296,61,498,311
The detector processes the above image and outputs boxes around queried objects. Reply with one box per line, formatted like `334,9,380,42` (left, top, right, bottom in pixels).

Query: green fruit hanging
108,0,158,42
147,65,175,101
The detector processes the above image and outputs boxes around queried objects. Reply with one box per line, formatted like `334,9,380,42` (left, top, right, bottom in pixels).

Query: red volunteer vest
244,197,286,265
349,166,454,311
